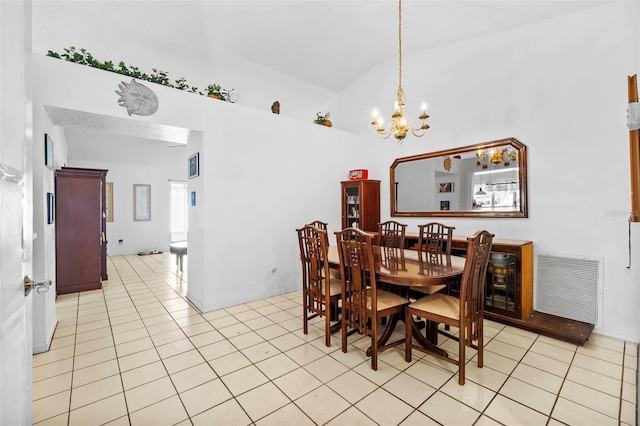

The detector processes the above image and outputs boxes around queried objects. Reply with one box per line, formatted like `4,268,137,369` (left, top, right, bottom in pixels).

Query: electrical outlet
118,239,123,245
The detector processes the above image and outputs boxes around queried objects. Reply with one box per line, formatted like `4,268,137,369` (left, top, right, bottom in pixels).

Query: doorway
170,181,188,242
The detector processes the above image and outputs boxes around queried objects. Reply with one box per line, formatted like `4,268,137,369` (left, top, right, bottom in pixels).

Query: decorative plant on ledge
46,46,236,102
314,112,333,127
200,84,235,102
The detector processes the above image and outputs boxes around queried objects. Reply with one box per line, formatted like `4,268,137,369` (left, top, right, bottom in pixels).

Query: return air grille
535,254,601,325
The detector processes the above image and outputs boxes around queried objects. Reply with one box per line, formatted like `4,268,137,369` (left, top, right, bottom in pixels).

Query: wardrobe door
55,168,106,294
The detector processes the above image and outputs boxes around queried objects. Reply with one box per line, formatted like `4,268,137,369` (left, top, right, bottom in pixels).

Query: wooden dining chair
378,220,407,248
418,222,455,264
306,220,341,279
405,230,494,385
411,222,456,298
306,220,328,232
335,227,409,370
377,220,408,298
296,224,342,347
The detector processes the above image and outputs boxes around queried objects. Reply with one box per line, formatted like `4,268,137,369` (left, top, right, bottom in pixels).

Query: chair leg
371,319,378,371
405,309,412,362
458,327,465,386
325,312,331,347
342,307,348,354
477,327,483,369
303,304,308,335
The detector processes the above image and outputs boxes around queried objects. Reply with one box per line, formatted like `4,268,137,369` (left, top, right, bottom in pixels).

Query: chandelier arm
377,129,393,139
410,127,427,138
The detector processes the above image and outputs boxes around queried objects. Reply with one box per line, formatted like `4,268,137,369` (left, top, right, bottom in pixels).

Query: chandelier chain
370,0,429,141
398,0,403,96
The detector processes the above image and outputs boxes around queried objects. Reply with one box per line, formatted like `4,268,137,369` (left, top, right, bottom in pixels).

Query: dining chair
411,222,456,298
335,227,409,370
306,220,328,232
296,224,342,347
405,230,494,385
306,220,341,279
377,220,407,248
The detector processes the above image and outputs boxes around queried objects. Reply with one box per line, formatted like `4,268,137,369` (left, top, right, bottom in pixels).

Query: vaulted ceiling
33,1,609,93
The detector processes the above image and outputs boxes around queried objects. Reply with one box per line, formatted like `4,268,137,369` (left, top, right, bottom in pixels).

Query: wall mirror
390,137,528,218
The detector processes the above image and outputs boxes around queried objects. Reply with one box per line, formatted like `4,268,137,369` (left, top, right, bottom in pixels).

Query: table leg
410,319,448,358
365,313,447,358
366,312,400,357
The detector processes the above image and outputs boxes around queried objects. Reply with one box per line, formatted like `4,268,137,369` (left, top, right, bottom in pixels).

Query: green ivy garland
46,46,235,102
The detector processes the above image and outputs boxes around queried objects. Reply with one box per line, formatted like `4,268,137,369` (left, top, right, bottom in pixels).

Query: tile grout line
118,254,194,423
119,254,258,424
35,253,637,425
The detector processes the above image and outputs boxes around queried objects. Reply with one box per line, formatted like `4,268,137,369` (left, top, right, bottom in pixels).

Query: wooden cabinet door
55,168,107,294
341,180,380,233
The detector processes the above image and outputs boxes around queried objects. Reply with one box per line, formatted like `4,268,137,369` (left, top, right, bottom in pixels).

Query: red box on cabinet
349,169,368,180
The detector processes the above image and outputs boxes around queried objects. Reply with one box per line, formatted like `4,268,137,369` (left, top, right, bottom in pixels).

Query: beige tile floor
33,253,638,425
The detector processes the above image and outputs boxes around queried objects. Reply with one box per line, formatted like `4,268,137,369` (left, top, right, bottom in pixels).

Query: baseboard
33,318,58,354
187,285,298,314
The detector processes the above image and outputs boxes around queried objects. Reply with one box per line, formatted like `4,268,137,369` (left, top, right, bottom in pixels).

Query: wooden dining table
326,245,466,356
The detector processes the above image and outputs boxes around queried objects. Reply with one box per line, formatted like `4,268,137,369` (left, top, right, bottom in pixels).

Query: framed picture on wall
188,153,199,179
47,192,55,224
440,200,450,211
133,184,151,221
45,134,54,170
437,182,454,193
105,182,114,222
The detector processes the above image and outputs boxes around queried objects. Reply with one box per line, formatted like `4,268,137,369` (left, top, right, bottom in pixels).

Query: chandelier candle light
371,0,429,142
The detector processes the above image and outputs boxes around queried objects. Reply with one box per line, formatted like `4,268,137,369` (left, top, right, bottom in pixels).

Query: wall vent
535,253,602,326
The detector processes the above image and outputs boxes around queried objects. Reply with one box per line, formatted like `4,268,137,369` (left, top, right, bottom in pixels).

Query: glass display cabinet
450,238,533,321
406,233,533,322
341,180,380,233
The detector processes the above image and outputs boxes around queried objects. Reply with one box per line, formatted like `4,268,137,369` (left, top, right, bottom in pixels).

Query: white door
0,1,34,424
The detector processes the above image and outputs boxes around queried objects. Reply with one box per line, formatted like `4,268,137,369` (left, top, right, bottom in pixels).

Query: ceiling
33,0,609,93
32,1,609,160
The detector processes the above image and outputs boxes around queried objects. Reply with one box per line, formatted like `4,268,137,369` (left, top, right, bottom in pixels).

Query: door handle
24,275,52,296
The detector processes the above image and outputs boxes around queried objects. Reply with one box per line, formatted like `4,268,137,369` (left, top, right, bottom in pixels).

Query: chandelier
371,0,429,142
476,148,518,168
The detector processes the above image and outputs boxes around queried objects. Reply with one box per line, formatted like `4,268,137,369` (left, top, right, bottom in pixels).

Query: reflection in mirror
391,137,528,218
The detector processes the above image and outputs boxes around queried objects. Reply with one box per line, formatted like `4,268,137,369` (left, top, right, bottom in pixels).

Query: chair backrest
417,222,455,265
378,220,407,249
335,227,376,335
306,220,329,246
458,230,494,341
306,220,328,231
296,225,331,309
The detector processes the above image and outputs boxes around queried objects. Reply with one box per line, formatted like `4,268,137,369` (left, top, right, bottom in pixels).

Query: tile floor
33,253,637,425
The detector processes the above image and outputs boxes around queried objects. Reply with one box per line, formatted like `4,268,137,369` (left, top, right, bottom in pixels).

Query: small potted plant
314,112,332,127
205,84,226,101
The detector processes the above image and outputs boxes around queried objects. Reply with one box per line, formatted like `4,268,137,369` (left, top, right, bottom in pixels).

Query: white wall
187,105,366,312
69,158,183,256
332,1,640,341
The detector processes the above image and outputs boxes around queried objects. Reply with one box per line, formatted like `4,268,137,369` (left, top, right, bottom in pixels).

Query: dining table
326,244,466,357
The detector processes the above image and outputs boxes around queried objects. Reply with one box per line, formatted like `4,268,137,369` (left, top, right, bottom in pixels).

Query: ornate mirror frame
390,137,528,218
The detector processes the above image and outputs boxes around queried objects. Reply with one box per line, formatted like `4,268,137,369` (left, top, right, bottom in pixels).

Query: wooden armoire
55,167,108,294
